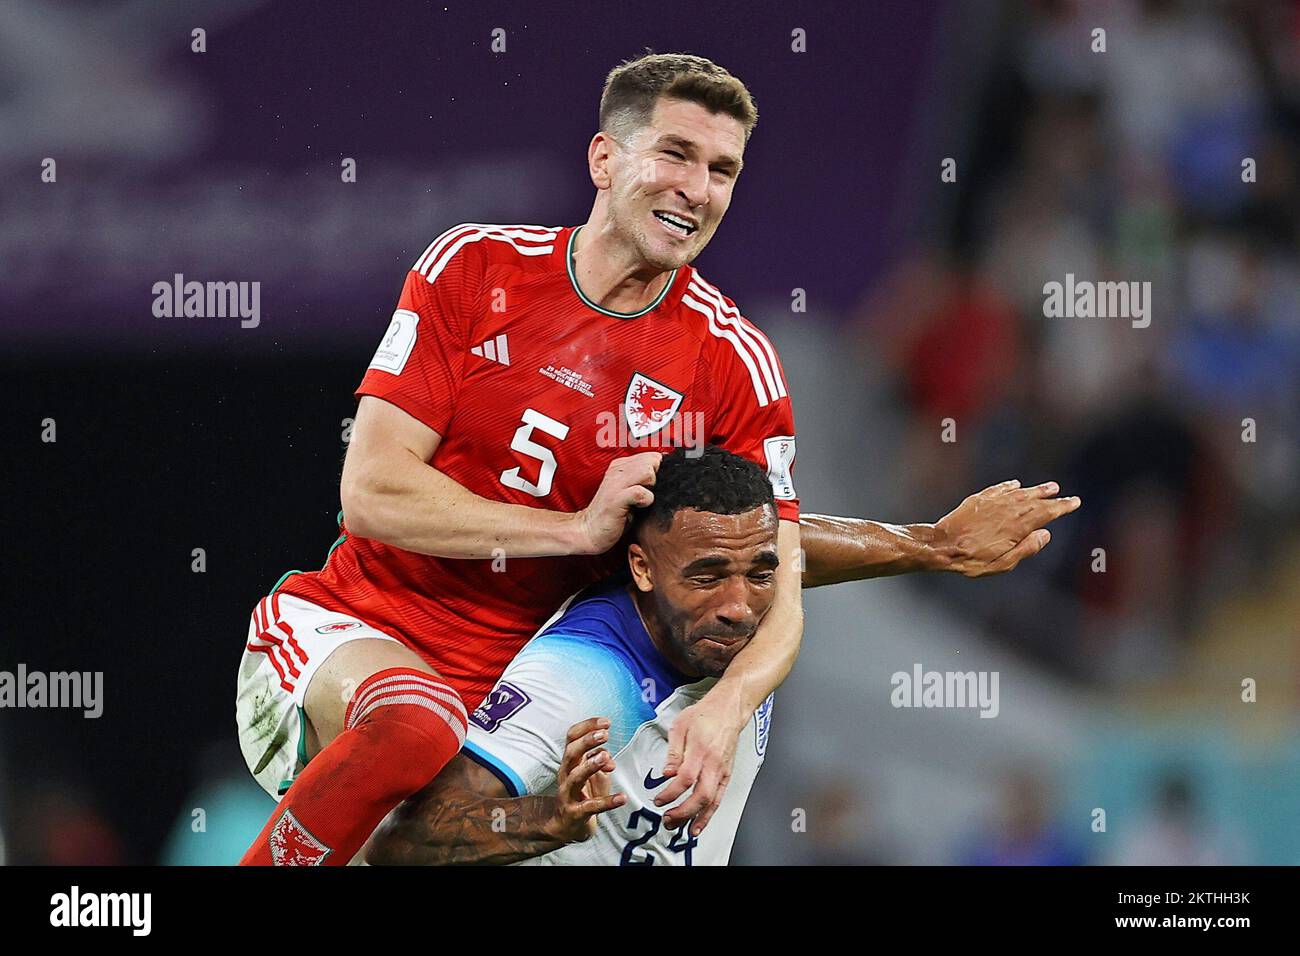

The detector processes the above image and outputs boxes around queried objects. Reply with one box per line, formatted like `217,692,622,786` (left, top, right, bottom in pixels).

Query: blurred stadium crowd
735,0,1299,866
866,0,1299,690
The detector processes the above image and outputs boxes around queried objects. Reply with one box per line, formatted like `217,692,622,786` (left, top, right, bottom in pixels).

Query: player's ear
627,543,653,592
589,132,614,190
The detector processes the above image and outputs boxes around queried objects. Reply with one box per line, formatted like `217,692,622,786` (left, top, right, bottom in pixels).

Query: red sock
239,667,467,866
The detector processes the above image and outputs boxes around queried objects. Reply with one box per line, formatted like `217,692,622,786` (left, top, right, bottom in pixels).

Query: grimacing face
598,96,747,272
628,504,779,679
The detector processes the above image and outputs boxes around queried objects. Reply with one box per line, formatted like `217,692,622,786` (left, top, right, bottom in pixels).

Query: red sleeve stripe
688,276,787,400
413,223,560,281
245,644,292,692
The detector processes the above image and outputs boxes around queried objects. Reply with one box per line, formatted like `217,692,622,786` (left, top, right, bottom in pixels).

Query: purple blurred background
1,0,940,351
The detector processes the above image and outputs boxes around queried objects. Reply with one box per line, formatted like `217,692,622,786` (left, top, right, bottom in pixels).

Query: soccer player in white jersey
363,446,783,865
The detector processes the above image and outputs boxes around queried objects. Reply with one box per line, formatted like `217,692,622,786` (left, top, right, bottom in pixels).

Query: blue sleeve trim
461,739,527,798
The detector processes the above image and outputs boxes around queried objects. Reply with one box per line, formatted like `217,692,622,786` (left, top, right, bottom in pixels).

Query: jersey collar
565,225,679,320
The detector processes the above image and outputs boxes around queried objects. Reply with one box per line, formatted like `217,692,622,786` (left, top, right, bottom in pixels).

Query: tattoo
366,756,567,866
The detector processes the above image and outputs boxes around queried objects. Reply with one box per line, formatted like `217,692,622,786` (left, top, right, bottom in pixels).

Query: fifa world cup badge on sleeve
762,436,797,500
369,309,419,374
471,681,532,733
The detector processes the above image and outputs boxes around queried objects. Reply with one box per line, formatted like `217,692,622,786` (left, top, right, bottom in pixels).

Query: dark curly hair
632,445,775,536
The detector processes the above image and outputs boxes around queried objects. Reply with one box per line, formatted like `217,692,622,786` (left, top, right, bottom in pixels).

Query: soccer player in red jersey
236,53,1079,865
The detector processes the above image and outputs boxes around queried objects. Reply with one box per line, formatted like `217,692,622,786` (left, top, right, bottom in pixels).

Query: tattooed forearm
368,789,566,866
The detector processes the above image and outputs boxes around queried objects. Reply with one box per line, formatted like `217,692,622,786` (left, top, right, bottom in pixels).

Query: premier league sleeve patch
470,681,532,733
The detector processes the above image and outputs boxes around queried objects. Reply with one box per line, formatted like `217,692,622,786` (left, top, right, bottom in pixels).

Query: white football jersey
463,580,774,866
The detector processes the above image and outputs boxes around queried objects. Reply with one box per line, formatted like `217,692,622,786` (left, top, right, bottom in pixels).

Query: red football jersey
280,223,798,709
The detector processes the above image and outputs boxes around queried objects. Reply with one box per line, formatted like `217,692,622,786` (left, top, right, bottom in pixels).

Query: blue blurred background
3,0,1298,864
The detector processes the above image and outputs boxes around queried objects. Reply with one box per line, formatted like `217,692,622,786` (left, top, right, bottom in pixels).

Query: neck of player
571,217,672,314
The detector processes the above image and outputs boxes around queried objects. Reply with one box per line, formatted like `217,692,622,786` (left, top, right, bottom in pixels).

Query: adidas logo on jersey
470,334,511,366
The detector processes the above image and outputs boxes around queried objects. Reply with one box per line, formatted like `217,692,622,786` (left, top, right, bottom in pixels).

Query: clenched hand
575,453,662,555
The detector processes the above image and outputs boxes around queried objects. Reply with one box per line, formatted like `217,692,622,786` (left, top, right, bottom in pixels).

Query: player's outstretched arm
341,396,660,559
364,718,625,866
799,480,1082,587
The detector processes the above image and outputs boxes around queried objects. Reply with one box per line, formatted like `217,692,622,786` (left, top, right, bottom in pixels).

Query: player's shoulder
506,592,656,747
680,265,744,317
679,265,789,405
519,581,642,685
680,266,777,349
513,580,684,700
408,222,564,280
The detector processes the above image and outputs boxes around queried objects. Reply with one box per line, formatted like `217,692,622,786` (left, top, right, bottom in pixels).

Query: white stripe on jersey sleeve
688,276,787,399
413,223,560,279
414,222,559,274
680,290,771,407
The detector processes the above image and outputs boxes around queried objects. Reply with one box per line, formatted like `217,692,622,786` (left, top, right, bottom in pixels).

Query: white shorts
235,591,402,800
